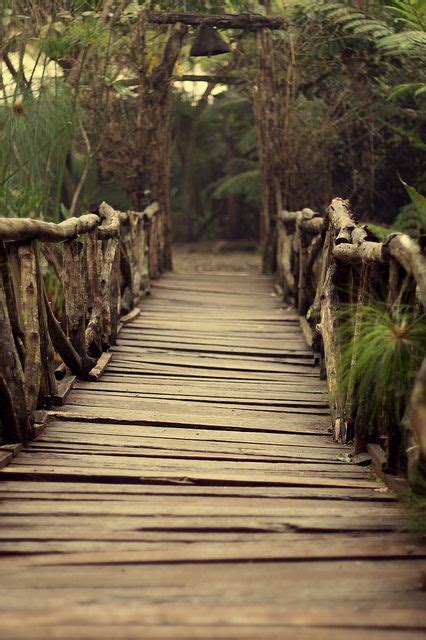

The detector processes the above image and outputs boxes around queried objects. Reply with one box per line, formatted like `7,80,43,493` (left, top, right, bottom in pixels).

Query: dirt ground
172,242,262,274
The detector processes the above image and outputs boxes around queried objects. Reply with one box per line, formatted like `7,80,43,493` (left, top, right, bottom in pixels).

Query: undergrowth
338,302,426,432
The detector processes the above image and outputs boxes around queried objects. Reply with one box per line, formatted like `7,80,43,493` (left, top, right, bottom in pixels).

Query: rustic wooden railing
0,201,161,445
276,197,426,486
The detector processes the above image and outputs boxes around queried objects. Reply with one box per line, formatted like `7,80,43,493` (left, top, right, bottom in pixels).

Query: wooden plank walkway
0,270,425,639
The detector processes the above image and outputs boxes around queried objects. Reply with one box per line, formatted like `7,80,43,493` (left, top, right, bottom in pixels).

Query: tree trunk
252,27,283,271
133,22,188,271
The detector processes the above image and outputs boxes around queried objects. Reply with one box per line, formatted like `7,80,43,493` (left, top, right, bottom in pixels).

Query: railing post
35,245,58,401
62,238,94,375
18,242,43,414
0,242,31,443
85,229,103,355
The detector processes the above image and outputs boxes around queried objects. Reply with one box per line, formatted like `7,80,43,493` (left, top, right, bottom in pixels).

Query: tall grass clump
339,302,426,437
0,81,77,220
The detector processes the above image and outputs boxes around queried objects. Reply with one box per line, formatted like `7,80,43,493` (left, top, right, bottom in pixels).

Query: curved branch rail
276,197,426,486
0,201,161,444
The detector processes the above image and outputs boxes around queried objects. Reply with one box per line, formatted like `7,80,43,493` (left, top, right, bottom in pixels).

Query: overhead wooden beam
147,11,288,31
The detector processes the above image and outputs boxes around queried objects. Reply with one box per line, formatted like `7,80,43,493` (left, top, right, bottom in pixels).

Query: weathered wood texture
276,197,426,485
252,26,283,271
0,269,424,638
0,201,160,444
147,11,288,30
133,24,186,271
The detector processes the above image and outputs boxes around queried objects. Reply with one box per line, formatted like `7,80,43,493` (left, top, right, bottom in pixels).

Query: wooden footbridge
0,200,425,638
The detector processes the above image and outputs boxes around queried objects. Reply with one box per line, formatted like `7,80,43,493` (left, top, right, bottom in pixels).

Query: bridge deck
0,270,425,639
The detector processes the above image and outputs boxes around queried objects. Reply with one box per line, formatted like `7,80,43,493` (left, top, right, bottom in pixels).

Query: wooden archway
135,10,288,271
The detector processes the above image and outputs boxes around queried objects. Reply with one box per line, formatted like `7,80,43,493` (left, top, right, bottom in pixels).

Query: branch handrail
276,197,426,486
0,201,162,445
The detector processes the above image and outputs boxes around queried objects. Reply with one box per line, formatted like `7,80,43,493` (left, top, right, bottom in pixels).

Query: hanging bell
190,24,231,57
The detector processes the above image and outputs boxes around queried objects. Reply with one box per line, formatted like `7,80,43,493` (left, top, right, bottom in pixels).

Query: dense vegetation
1,0,425,241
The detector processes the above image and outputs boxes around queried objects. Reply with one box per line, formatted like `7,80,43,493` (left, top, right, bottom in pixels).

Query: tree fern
299,0,426,59
386,0,426,30
378,30,426,56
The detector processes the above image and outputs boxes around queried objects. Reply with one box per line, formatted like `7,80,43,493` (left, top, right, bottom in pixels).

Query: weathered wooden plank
131,322,302,333
23,444,342,466
94,375,327,392
6,450,369,478
106,364,320,382
0,480,392,500
77,379,327,398
119,333,310,351
0,513,406,534
29,420,337,446
68,389,329,411
34,432,343,459
0,600,425,628
48,405,331,433
0,532,422,565
116,341,313,360
0,496,402,518
0,625,424,640
1,465,381,488
111,350,316,371
1,529,413,551
86,351,113,381
53,374,76,406
63,396,330,417
0,563,423,605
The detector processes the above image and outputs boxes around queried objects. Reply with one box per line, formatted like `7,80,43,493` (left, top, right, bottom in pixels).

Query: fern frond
296,0,425,59
377,31,426,57
388,82,426,99
211,170,261,205
385,0,426,31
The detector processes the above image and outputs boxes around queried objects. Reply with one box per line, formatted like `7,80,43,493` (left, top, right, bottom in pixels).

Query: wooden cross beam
147,11,288,31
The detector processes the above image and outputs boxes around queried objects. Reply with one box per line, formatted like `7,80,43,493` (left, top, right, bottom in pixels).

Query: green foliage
388,82,426,100
393,181,426,237
299,0,426,57
171,88,259,240
338,303,426,431
386,0,426,30
286,0,426,219
400,491,426,531
402,179,426,230
297,0,426,98
0,83,77,219
364,222,391,241
378,29,426,56
41,13,110,62
211,169,261,205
